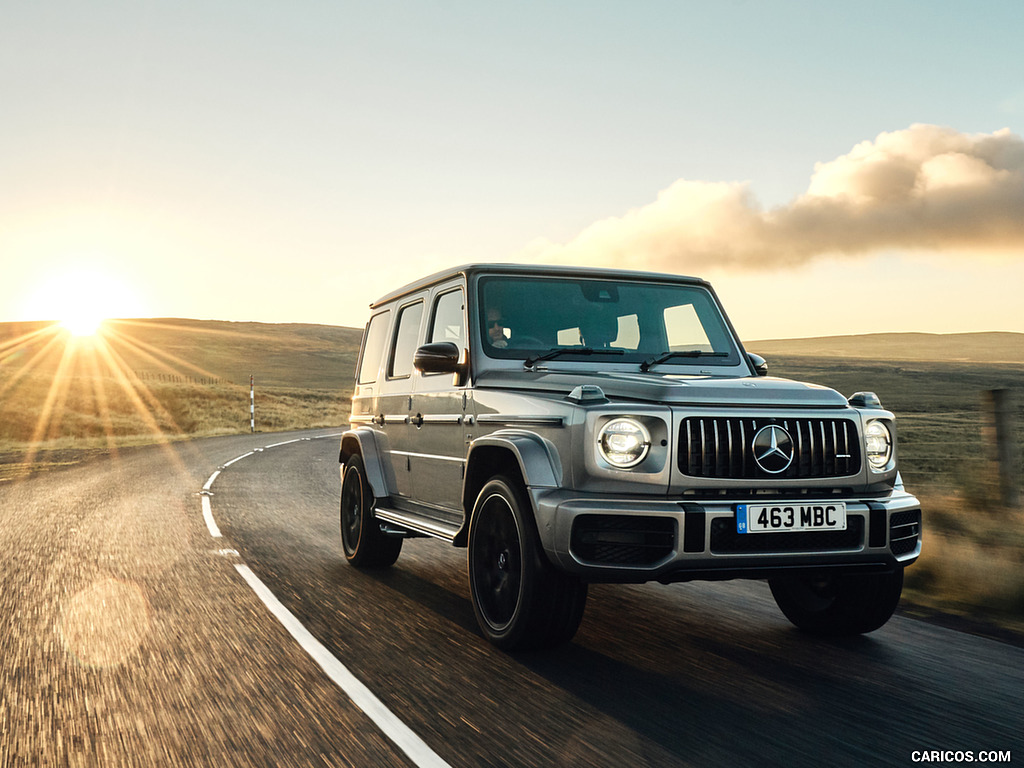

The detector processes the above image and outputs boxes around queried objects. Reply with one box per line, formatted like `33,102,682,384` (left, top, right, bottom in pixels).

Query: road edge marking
233,564,452,768
221,451,254,468
200,495,222,538
198,432,449,767
202,470,221,491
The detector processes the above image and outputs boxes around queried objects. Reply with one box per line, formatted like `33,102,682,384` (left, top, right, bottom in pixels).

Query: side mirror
414,342,466,375
748,353,768,377
848,391,883,409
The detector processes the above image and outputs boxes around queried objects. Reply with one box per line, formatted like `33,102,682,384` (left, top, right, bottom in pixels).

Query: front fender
467,429,563,489
339,428,391,500
460,429,564,551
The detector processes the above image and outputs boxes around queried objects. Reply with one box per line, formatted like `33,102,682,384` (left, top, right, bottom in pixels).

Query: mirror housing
414,342,466,375
747,353,768,377
848,391,883,409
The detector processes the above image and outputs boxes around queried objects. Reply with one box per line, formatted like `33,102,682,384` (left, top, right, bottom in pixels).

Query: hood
473,369,849,408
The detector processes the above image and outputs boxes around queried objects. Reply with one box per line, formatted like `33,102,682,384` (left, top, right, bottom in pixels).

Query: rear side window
389,302,424,379
357,311,391,384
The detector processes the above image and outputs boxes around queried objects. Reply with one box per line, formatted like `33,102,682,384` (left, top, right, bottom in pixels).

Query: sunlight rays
0,319,248,483
0,327,68,402
28,335,77,446
103,323,228,383
95,339,188,441
81,342,119,457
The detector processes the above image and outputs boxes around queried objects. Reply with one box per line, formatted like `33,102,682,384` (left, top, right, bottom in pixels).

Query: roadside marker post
250,374,255,433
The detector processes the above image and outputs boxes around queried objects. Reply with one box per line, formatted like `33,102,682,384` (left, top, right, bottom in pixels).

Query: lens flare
61,314,105,338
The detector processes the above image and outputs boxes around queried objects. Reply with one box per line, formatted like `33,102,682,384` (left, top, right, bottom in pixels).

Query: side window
429,289,465,345
388,301,424,379
664,304,712,351
357,311,391,384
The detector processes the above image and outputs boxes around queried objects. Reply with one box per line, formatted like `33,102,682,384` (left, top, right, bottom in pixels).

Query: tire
468,476,588,651
340,454,402,568
769,568,904,636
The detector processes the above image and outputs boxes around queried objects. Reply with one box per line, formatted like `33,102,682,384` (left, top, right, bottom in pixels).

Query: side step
374,506,460,543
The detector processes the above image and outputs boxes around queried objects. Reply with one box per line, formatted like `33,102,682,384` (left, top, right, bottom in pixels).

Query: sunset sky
2,1,1023,340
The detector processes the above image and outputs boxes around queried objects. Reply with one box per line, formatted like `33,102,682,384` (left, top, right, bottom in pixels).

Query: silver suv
340,264,921,650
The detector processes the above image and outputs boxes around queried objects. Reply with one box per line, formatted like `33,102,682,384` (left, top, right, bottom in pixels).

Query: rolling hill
3,321,1021,396
747,331,1024,364
0,319,363,457
0,318,364,390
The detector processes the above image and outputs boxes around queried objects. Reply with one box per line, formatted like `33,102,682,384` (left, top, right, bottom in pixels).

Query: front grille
710,516,864,554
571,515,676,566
890,510,922,556
679,417,861,479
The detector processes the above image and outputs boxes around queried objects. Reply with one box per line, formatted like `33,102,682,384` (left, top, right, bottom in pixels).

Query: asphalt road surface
2,429,1021,767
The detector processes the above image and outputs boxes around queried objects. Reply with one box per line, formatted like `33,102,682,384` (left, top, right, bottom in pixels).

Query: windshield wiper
640,350,728,372
524,347,625,368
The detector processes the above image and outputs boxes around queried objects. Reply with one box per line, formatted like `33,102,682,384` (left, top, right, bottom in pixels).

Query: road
2,429,1021,767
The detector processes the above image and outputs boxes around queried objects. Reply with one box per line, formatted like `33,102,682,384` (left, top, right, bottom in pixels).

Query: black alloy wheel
340,454,402,568
468,476,587,651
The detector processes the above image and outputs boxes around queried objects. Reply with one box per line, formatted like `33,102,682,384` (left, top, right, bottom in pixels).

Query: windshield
478,275,741,367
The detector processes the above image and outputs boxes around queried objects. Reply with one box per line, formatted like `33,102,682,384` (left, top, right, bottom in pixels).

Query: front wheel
340,454,402,568
468,476,587,651
769,568,904,636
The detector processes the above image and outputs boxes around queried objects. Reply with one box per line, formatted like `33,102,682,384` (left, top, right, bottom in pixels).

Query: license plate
736,502,847,533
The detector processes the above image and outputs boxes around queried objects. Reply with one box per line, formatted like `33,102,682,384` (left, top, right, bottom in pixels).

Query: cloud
527,125,1024,272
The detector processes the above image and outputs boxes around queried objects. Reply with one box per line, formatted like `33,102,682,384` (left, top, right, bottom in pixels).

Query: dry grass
0,319,358,476
0,370,350,449
0,379,351,483
0,345,351,482
904,491,1024,634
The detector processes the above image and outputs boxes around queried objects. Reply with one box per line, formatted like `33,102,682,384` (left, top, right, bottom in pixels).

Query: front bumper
531,488,922,583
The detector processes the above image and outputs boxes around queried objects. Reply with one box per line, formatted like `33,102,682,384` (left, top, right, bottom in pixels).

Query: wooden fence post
983,388,1020,508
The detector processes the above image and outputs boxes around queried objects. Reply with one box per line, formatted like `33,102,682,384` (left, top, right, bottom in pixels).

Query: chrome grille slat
700,419,708,476
739,421,746,475
679,417,862,479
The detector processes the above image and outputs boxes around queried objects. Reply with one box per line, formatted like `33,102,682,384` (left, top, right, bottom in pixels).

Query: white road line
198,433,449,767
264,439,303,448
222,452,254,468
234,564,452,768
201,494,223,538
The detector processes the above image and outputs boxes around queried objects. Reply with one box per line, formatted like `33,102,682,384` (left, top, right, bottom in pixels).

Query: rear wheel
769,568,904,636
468,476,587,651
340,454,402,568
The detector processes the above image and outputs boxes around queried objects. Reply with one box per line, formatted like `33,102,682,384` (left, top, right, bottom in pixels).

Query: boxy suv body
339,264,922,649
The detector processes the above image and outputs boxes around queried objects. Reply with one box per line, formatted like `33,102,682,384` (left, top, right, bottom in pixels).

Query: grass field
0,319,361,476
3,319,1022,634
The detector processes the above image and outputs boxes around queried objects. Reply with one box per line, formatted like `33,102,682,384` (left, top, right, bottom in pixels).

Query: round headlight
597,418,651,468
865,419,893,471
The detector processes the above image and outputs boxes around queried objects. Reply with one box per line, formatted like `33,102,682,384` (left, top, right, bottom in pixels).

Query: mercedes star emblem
752,424,795,474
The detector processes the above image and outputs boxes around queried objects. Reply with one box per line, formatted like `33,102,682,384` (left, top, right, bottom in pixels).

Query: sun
22,267,145,336
61,312,105,338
